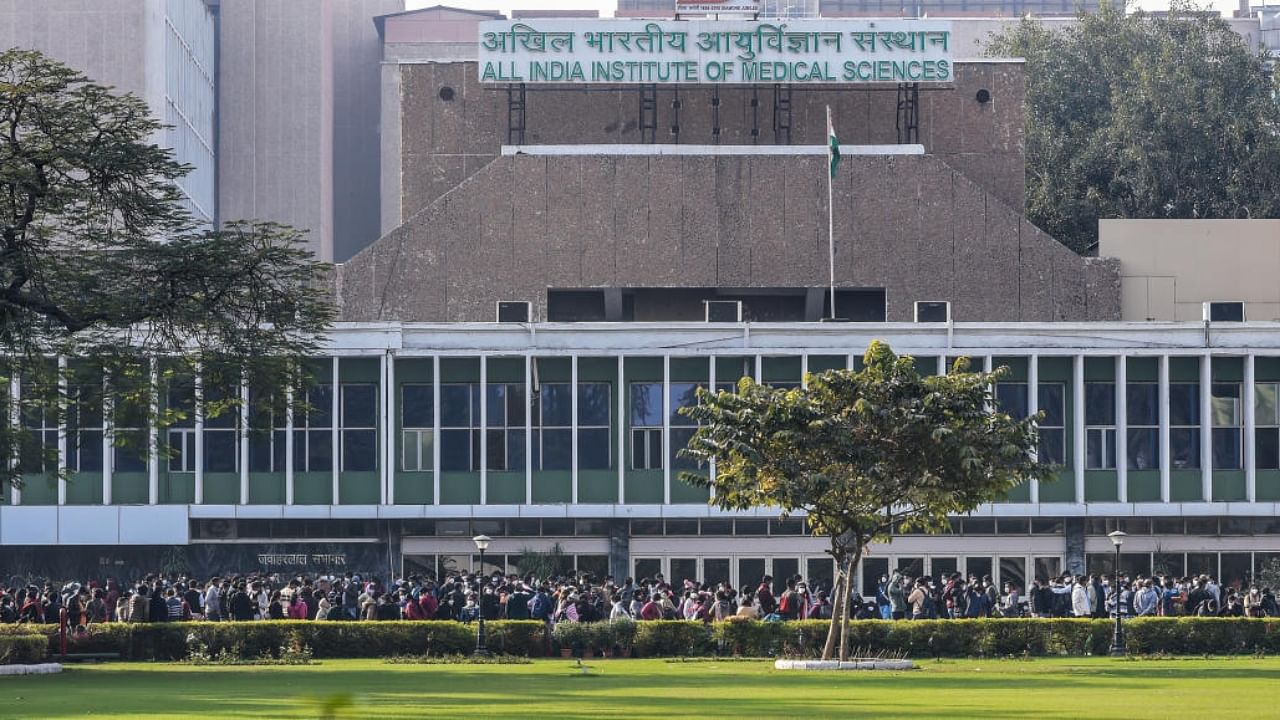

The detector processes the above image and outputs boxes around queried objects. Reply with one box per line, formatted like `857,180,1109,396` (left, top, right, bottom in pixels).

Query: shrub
633,621,714,657
0,635,46,665
8,617,1278,661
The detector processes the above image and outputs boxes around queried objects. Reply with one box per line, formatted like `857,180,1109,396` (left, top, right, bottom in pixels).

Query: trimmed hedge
9,617,1280,661
0,635,47,665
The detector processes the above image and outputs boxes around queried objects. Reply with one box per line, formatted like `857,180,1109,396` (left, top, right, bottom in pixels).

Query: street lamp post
473,534,492,656
1108,530,1127,656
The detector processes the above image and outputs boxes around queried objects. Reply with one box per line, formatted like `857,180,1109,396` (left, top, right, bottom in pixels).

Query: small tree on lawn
679,341,1049,661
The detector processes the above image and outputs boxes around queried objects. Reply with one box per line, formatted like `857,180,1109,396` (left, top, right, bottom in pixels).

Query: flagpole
826,105,836,320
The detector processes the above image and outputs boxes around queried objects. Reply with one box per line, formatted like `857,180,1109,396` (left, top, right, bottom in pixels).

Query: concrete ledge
502,143,925,156
0,663,63,676
774,659,914,671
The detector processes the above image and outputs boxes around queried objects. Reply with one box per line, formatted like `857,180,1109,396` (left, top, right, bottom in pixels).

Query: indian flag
826,105,840,179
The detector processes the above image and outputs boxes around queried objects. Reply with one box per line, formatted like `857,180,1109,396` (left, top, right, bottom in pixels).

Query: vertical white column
56,357,67,506
330,357,340,504
983,355,993,375
432,355,441,505
1245,354,1257,503
1072,355,1085,503
708,355,717,494
194,364,204,505
662,354,671,505
384,351,394,502
239,373,249,505
1116,355,1128,503
1200,353,1213,502
800,354,809,389
571,354,579,504
478,355,487,506
937,355,946,376
615,355,624,504
9,374,20,506
284,385,295,506
102,373,111,506
1159,354,1171,503
1027,354,1039,503
147,360,158,505
753,355,762,383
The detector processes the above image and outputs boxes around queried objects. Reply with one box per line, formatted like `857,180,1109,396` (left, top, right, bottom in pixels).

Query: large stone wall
340,151,1118,323
391,59,1026,228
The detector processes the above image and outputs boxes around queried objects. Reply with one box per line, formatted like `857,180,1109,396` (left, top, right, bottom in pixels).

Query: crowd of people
0,568,1275,628
874,571,1280,620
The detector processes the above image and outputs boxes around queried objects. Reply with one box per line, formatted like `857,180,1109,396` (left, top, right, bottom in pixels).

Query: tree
679,341,1049,661
0,49,333,492
987,3,1280,254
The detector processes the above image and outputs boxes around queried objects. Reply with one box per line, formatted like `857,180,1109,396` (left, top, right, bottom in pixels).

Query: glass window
1126,383,1160,471
401,384,433,428
998,557,1026,591
1168,384,1200,468
1152,518,1184,534
67,384,104,473
630,383,663,427
1085,383,1115,426
996,518,1030,535
996,383,1028,420
292,383,333,473
704,558,732,586
1037,383,1066,466
670,382,706,471
734,519,768,535
963,517,995,535
1031,518,1064,535
1033,557,1061,583
699,519,733,535
1153,553,1185,578
576,383,610,470
633,558,662,582
1085,383,1116,470
665,519,698,535
340,384,377,472
1211,383,1241,470
1255,383,1280,471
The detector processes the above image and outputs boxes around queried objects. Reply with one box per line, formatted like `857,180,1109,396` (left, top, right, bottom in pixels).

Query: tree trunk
820,550,846,661
837,547,861,662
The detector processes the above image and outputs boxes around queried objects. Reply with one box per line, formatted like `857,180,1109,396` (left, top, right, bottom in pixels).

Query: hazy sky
407,0,1245,20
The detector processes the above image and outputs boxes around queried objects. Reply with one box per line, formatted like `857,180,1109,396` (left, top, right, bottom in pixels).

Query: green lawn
3,657,1279,719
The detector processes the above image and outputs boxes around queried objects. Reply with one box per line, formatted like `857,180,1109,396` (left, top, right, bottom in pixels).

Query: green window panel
1084,472,1119,502
625,470,664,504
1127,471,1161,502
18,474,57,505
1211,471,1247,502
1038,471,1075,502
1169,470,1203,502
439,472,480,505
486,471,526,504
112,473,149,504
247,473,285,504
293,472,333,505
532,472,571,503
203,473,240,505
65,472,103,505
393,471,433,505
339,471,380,504
578,470,618,503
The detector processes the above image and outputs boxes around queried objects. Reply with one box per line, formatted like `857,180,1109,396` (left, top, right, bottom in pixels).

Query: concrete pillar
609,519,630,583
1064,517,1086,576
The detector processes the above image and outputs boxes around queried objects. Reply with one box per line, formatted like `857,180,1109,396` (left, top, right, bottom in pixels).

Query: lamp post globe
473,534,492,656
1107,530,1127,656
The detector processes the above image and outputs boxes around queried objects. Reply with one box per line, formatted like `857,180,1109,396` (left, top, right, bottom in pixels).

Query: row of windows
24,377,1280,477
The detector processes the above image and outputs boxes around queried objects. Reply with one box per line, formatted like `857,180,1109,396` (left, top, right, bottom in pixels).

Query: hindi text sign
478,19,952,85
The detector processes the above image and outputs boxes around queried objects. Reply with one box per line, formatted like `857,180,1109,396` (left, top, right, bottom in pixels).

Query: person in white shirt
1071,577,1092,617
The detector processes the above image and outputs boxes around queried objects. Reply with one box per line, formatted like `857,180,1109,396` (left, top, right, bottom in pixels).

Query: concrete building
0,12,1276,595
0,0,403,261
0,0,218,225
216,0,404,262
1101,220,1280,323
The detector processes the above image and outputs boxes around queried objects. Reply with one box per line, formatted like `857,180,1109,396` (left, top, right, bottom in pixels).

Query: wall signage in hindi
478,19,952,85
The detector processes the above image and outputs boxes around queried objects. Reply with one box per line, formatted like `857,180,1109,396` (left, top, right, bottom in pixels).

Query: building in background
0,0,403,261
0,0,218,225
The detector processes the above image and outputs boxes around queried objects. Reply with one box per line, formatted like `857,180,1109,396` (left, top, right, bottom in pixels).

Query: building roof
373,5,504,37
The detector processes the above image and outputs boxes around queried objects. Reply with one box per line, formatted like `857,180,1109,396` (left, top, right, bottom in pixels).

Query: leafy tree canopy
679,341,1049,660
0,49,333,487
987,2,1280,254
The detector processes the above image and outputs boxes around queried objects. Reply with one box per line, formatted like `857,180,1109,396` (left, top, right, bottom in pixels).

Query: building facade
0,0,218,225
0,11,1276,594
